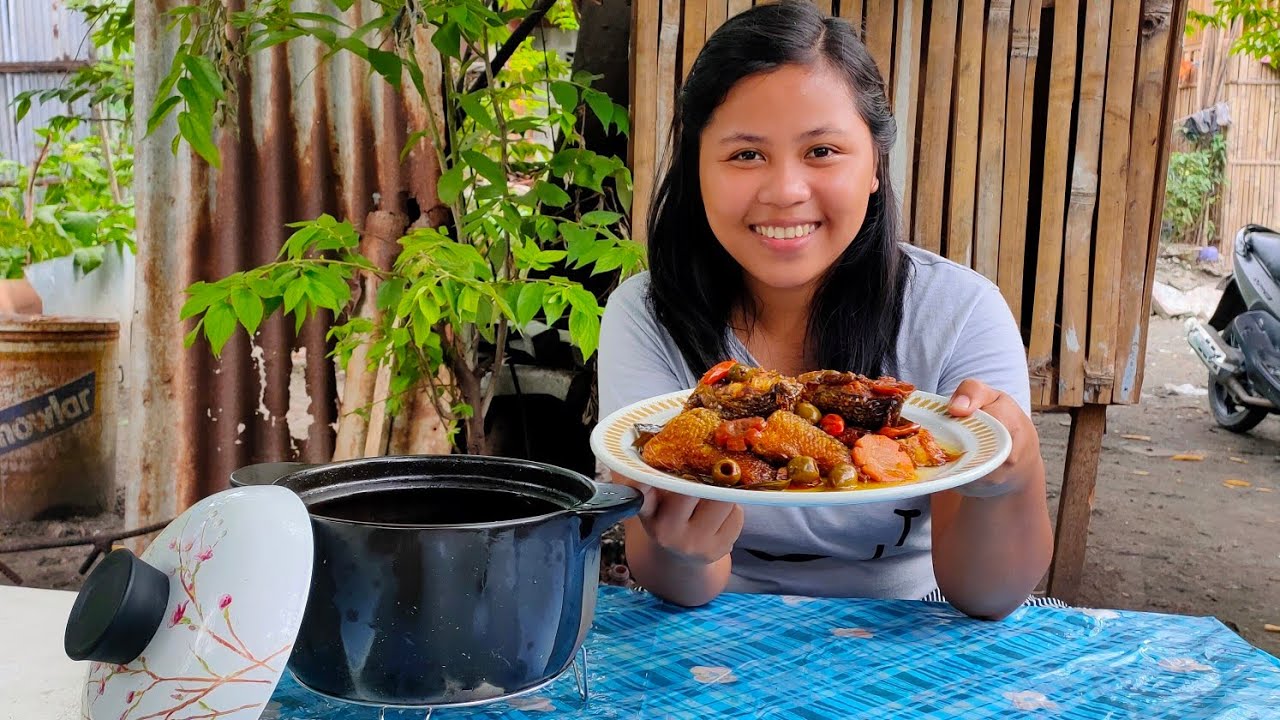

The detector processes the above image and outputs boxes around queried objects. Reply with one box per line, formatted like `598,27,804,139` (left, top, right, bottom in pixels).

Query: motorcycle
1186,224,1280,433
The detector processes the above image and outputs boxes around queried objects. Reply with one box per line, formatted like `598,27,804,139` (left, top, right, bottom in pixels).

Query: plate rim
590,388,1013,507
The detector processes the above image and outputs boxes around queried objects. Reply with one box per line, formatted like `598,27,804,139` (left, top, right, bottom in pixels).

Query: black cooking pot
76,454,641,709
275,455,641,707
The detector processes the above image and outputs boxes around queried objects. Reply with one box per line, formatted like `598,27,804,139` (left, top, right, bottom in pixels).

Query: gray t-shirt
597,244,1030,599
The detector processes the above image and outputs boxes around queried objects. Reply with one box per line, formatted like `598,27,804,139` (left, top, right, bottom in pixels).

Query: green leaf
376,277,405,312
459,92,498,133
72,246,106,274
364,48,402,85
184,320,204,348
177,111,220,168
332,0,356,12
230,288,264,336
534,250,567,266
459,286,480,315
568,304,601,360
180,281,224,321
284,278,308,315
60,211,100,243
583,89,613,130
14,95,31,123
204,302,237,357
431,20,462,59
182,55,225,100
549,149,579,176
543,290,568,327
515,283,544,326
461,150,506,189
582,210,622,227
438,165,465,204
535,182,571,208
549,80,578,111
146,95,182,135
282,225,319,260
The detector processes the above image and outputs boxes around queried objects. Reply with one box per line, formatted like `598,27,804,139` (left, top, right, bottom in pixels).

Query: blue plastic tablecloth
264,587,1280,719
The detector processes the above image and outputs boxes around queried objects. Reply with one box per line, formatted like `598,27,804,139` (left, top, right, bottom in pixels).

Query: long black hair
646,0,910,378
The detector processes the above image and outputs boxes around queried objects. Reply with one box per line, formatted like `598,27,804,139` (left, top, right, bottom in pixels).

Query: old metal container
0,316,119,521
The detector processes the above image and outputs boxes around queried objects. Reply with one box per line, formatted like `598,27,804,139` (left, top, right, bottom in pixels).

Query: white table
0,586,83,720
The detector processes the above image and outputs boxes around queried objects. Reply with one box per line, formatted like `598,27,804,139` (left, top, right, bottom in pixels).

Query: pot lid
65,485,313,720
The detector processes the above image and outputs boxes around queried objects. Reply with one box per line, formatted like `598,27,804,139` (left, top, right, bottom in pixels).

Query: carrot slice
853,434,915,483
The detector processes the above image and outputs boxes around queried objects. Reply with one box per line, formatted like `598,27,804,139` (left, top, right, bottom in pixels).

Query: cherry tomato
819,413,845,436
700,360,738,386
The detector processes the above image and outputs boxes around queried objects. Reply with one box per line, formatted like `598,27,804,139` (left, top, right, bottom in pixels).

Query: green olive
827,462,860,489
786,456,821,488
711,458,743,486
795,402,822,424
728,363,751,383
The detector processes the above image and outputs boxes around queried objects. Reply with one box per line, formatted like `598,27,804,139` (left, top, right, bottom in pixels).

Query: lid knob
64,548,171,664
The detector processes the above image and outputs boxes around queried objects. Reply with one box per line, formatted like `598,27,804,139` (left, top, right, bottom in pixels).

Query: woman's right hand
611,473,744,565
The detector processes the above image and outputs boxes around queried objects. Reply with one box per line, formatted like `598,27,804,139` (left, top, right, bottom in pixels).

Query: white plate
591,389,1012,506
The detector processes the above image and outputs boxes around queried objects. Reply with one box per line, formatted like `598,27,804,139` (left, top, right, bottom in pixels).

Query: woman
597,0,1054,619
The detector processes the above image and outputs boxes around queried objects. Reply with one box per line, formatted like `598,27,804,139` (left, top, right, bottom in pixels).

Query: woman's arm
613,473,739,607
928,285,1054,620
598,277,743,606
930,384,1053,620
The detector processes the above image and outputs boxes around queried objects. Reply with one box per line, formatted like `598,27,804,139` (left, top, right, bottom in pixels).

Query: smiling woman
698,67,880,300
596,0,1054,618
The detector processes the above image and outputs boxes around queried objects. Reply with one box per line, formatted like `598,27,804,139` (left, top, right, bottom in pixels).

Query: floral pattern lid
72,485,313,720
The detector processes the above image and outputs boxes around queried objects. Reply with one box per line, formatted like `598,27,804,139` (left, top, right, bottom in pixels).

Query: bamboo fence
628,0,1192,602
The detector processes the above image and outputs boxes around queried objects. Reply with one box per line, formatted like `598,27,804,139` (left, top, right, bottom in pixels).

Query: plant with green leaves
4,0,135,279
164,0,643,454
1189,0,1280,65
0,121,136,279
1163,129,1228,244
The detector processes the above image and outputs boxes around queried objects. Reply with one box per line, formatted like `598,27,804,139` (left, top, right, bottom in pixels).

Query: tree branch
460,0,558,96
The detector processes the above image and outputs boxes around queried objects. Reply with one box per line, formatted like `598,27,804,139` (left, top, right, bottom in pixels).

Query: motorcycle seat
1245,228,1280,279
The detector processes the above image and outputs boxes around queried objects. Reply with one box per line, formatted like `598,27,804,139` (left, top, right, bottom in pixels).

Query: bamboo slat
865,0,895,82
975,0,1012,281
629,0,660,243
1084,0,1140,405
1028,0,1080,407
1132,0,1194,401
996,0,1042,321
1114,0,1179,405
705,0,729,38
682,0,709,81
946,0,985,268
656,0,682,175
728,0,753,16
913,0,959,254
891,0,923,238
812,0,835,15
1059,0,1113,407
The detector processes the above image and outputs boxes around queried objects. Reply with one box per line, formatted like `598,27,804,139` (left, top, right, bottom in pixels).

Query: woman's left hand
945,378,1044,498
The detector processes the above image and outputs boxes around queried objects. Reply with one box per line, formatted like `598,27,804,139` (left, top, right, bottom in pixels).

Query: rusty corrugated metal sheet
125,0,442,529
0,0,93,165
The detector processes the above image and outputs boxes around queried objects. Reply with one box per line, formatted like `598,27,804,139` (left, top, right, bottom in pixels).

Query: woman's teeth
752,223,817,240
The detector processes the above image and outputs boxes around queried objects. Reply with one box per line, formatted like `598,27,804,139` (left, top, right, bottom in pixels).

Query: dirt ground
1039,313,1280,658
4,264,1277,658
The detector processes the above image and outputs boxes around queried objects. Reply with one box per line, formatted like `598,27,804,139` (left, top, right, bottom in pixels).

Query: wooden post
1048,403,1107,603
